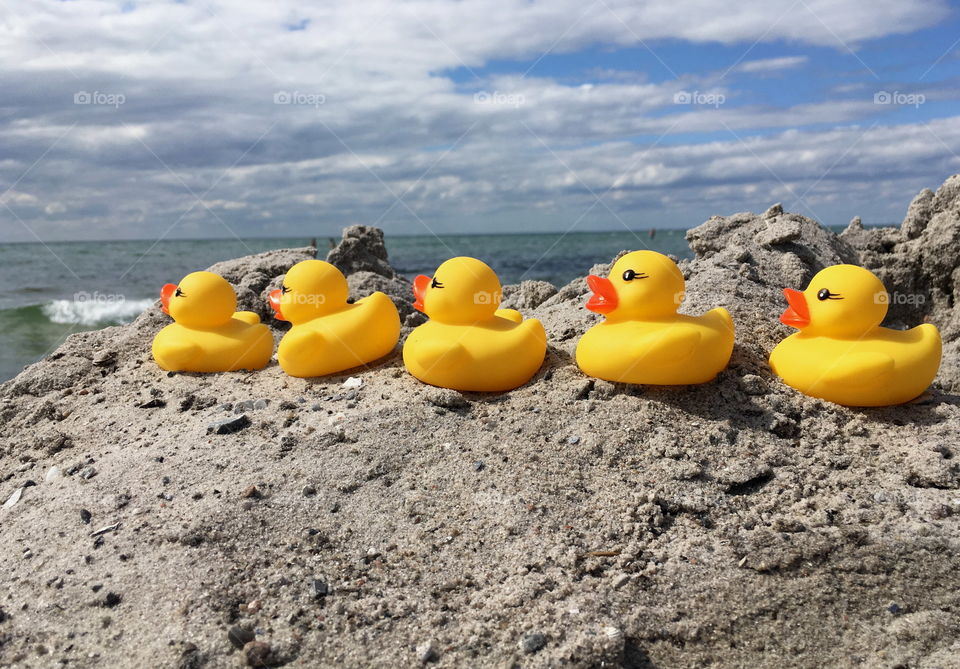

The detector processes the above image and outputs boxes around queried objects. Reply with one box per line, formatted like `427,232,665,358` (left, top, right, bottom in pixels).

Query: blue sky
1,0,960,242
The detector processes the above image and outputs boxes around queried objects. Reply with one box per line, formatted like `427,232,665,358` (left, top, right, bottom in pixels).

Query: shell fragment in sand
91,522,121,537
3,487,23,509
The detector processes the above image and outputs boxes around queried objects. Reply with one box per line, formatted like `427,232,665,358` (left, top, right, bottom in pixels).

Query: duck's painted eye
174,288,184,298
431,277,444,289
281,285,291,294
817,288,842,301
621,269,648,281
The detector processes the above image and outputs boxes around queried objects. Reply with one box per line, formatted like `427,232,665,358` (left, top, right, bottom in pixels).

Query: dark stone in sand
520,633,546,654
100,592,122,608
138,398,166,409
228,625,255,649
207,415,251,435
309,578,329,599
243,640,272,666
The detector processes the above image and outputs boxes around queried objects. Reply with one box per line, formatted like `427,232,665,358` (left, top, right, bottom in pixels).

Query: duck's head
161,271,236,328
586,250,685,320
413,256,501,324
269,259,348,323
780,264,887,336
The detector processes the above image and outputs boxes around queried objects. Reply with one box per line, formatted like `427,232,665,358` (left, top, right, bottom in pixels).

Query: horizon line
0,221,897,246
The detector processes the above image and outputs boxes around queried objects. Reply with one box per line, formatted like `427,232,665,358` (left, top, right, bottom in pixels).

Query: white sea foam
42,297,155,326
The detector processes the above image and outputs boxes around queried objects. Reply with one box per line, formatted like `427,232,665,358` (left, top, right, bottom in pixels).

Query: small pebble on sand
207,414,251,435
243,640,272,666
100,592,122,608
416,642,438,663
228,625,255,649
310,578,329,598
520,633,546,654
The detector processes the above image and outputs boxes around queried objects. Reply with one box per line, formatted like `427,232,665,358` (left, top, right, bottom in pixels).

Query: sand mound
2,182,959,668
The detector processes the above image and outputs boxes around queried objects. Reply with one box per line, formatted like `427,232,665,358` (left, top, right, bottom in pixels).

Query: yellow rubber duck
769,264,941,406
575,250,734,384
270,259,400,377
402,257,547,391
152,271,272,372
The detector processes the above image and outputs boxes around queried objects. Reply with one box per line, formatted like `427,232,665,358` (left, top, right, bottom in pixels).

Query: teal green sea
0,229,688,382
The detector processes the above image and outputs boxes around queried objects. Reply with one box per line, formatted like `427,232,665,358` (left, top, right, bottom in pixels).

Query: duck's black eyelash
174,288,185,297
431,278,444,289
281,285,291,294
621,269,649,281
817,288,842,301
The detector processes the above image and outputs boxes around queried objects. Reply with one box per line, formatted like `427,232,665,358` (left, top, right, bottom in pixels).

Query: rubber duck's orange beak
412,275,430,313
585,275,618,314
780,288,810,328
160,283,177,315
269,289,285,320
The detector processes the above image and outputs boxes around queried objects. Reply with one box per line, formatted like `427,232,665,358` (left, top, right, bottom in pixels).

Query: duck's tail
495,308,523,324
233,311,261,325
913,322,943,350
705,307,734,336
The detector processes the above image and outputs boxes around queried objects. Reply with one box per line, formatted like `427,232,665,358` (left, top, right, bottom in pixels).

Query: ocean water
0,230,689,382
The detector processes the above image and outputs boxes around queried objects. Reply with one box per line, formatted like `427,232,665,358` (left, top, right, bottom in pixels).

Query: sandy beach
2,177,959,668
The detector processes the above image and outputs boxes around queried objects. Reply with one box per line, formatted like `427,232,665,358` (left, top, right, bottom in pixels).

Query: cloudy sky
1,0,959,242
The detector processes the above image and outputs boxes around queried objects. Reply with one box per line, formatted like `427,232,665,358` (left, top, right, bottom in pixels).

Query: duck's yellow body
404,313,547,392
578,311,734,385
270,260,400,377
575,251,734,385
402,257,546,392
152,271,272,372
769,264,941,406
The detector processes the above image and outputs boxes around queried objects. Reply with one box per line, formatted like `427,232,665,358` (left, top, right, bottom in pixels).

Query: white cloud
736,56,809,73
0,190,39,206
0,0,955,241
201,200,248,211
